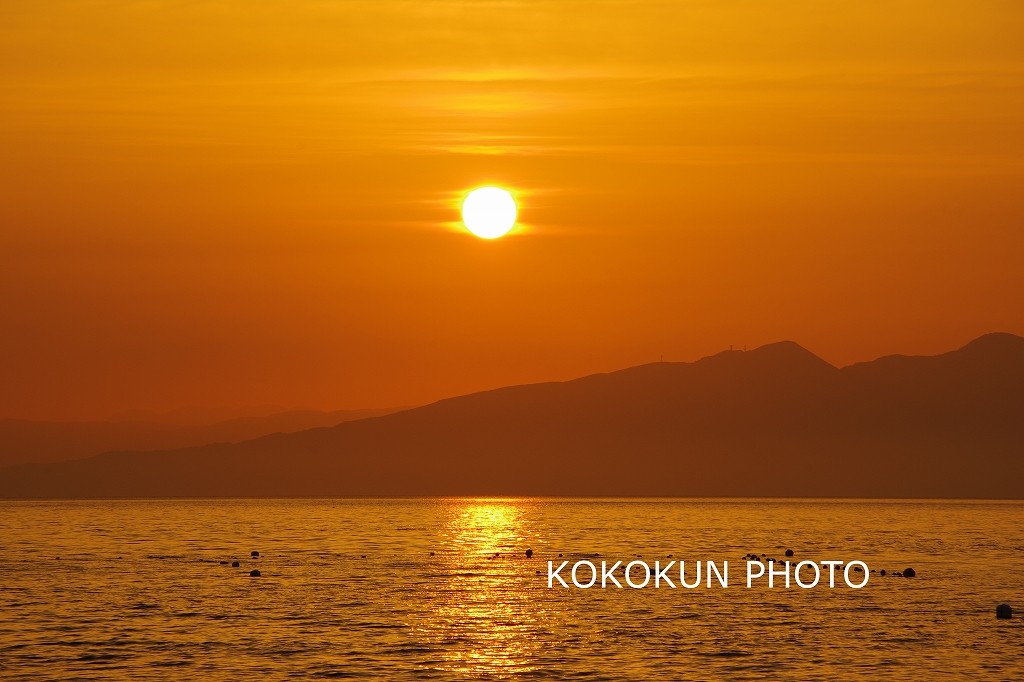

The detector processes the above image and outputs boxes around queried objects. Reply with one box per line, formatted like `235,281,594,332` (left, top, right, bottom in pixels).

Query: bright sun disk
462,187,517,239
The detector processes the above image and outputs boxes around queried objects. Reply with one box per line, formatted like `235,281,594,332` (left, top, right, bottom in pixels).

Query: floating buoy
880,570,886,576
231,561,240,567
903,567,916,578
251,551,260,558
784,549,794,557
525,548,533,558
996,604,1012,619
249,569,261,577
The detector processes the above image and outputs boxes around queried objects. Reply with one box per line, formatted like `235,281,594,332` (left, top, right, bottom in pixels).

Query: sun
461,187,517,239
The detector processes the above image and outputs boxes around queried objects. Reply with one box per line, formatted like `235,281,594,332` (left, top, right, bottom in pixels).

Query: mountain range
1,333,1021,498
0,408,399,468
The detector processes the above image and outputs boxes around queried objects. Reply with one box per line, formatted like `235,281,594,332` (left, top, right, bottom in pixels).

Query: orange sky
2,1,1023,420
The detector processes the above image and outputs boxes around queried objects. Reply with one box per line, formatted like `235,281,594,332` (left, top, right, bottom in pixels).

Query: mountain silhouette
0,408,401,468
1,334,1021,498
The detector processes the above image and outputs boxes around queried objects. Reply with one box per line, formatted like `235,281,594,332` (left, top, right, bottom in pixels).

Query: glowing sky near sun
1,1,1023,419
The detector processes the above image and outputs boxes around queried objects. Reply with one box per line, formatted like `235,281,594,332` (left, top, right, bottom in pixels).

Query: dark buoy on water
880,570,886,576
231,561,240,567
784,549,794,557
251,551,260,558
249,569,261,577
996,604,1012,619
525,548,534,558
903,567,916,578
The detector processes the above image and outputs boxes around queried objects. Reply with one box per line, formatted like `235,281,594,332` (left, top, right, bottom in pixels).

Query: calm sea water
1,498,1022,680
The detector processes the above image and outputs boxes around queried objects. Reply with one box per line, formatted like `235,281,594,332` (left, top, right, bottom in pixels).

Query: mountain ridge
1,333,1021,499
0,408,403,468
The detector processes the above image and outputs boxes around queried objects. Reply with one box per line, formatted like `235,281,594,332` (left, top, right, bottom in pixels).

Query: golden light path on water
429,500,542,676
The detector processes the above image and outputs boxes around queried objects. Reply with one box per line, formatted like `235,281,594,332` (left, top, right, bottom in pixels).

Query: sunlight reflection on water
430,500,542,677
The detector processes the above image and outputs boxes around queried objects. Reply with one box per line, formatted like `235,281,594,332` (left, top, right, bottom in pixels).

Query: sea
1,498,1022,680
